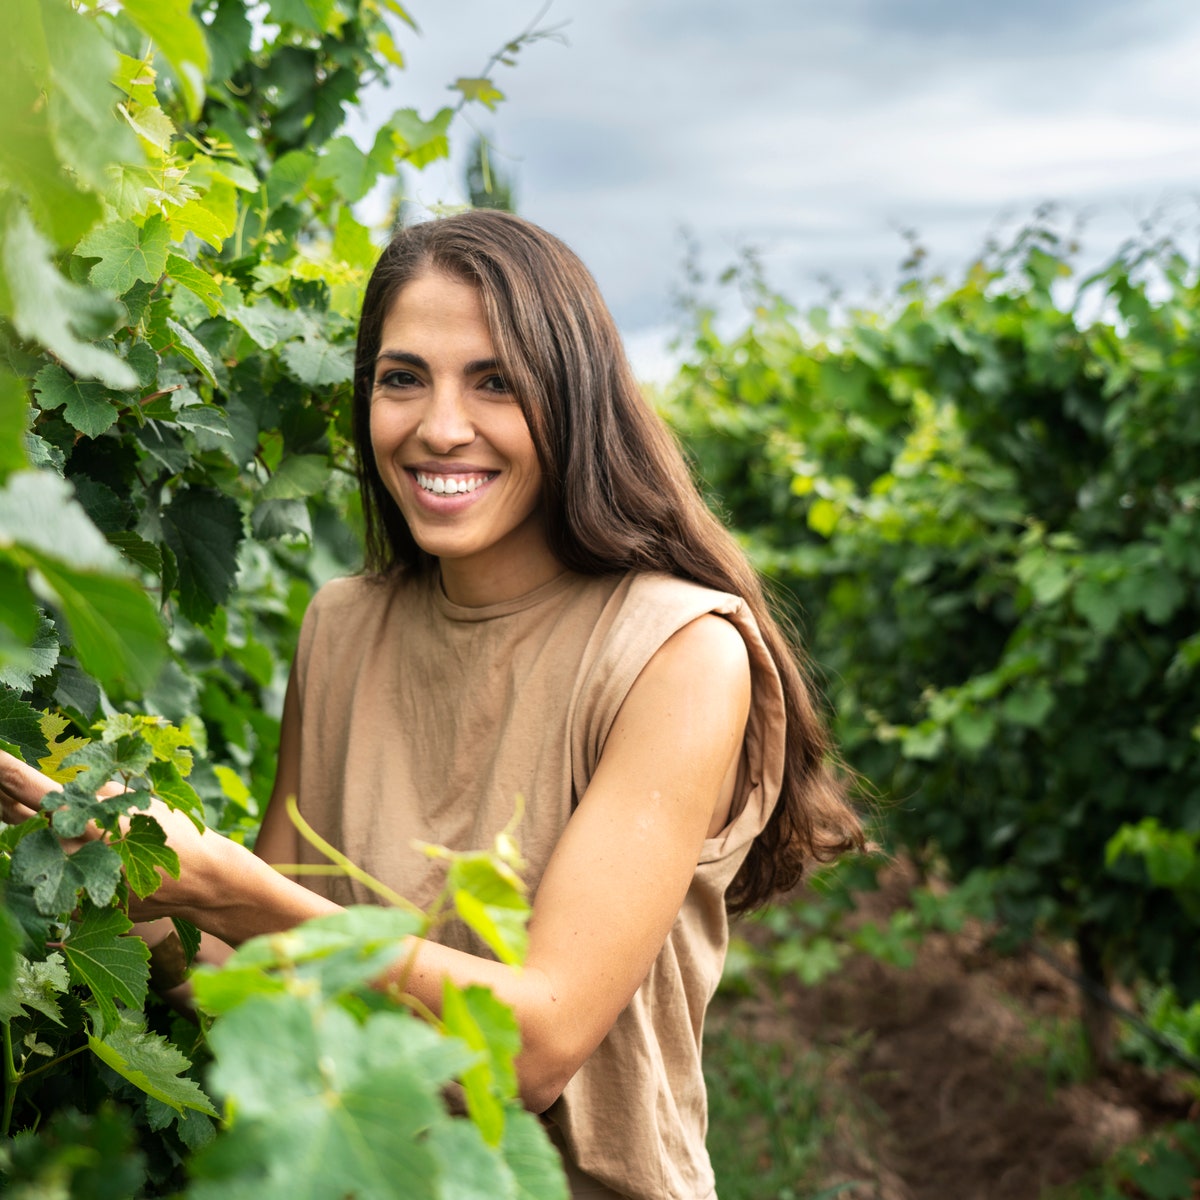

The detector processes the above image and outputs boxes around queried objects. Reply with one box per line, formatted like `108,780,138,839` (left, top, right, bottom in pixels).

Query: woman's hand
0,747,62,826
1,747,236,924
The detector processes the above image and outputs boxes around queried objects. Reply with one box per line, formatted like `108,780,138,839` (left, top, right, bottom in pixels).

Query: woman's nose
417,385,475,453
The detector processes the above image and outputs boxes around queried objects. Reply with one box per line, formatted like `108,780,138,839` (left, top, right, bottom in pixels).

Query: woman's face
368,270,557,604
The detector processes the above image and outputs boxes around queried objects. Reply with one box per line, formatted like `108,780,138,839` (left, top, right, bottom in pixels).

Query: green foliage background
0,0,1196,1193
665,225,1200,1018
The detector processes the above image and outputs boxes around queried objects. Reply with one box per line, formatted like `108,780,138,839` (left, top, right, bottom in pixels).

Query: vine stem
2,1020,17,1138
19,1044,88,1085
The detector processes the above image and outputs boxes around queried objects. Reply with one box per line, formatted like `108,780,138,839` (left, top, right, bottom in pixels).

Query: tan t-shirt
291,569,786,1199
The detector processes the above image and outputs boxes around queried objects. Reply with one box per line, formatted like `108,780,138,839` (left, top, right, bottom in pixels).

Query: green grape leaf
161,486,243,625
22,550,165,696
89,1019,218,1115
135,717,194,773
425,1119,515,1200
1,207,136,390
120,0,210,121
62,904,150,1037
161,318,217,386
120,102,176,151
33,363,121,438
9,829,123,914
40,0,141,194
76,215,170,295
211,906,422,1003
0,470,123,571
145,761,205,829
441,981,521,1145
280,337,354,386
502,1107,569,1200
0,369,30,483
193,996,470,1200
190,962,289,1016
388,107,452,170
0,43,105,246
166,253,224,316
176,404,232,440
311,136,375,204
113,52,158,107
0,610,58,692
0,903,21,999
448,855,530,967
114,813,180,899
0,950,70,1025
0,686,50,763
261,455,330,500
451,77,505,111
169,181,237,252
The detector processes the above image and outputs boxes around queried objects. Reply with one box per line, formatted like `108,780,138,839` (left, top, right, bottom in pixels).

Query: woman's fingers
0,749,61,824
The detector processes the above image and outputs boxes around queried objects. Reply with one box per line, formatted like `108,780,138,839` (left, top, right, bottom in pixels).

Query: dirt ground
714,864,1197,1200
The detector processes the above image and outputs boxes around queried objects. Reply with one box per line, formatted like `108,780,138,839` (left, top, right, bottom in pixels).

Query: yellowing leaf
113,53,158,106
121,103,177,155
37,711,90,784
452,77,505,111
169,180,238,251
120,0,210,122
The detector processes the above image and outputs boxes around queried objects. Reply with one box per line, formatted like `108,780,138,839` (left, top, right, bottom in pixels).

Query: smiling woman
366,271,557,605
0,210,863,1200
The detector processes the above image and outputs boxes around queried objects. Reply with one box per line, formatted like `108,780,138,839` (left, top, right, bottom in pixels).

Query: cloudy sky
352,0,1200,376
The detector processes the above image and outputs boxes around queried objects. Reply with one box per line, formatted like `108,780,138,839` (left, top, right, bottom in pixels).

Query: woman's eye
377,369,419,390
481,374,512,395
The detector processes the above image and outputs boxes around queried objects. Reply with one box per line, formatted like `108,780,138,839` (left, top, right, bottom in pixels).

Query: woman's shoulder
618,570,744,618
308,569,427,614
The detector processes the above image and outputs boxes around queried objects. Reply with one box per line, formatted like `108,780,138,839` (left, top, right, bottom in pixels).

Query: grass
703,1009,868,1200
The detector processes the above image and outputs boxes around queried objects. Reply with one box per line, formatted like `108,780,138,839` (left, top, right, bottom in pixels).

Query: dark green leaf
114,813,181,899
62,903,150,1036
161,486,243,624
0,686,49,762
0,949,69,1024
90,1018,218,1115
33,362,120,438
0,609,58,691
10,828,122,914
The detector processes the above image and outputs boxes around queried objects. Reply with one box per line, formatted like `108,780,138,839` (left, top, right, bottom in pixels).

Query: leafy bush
666,226,1200,1048
0,1,566,1193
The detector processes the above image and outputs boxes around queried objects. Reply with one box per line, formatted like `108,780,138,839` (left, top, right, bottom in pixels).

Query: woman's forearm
159,835,341,945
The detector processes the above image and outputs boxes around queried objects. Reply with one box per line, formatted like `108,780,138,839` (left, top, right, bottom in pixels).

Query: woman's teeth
416,472,490,496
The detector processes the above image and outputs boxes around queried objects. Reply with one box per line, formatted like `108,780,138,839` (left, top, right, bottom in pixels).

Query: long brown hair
352,209,863,912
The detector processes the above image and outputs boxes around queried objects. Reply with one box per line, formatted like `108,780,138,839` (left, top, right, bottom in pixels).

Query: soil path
712,866,1194,1199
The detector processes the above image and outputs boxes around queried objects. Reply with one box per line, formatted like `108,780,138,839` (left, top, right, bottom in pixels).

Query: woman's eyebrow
374,352,502,376
375,350,426,369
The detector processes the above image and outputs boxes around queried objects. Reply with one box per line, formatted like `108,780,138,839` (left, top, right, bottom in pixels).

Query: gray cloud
355,0,1200,366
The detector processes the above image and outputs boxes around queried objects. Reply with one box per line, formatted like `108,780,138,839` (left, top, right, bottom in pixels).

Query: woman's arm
386,612,752,1111
0,613,751,1112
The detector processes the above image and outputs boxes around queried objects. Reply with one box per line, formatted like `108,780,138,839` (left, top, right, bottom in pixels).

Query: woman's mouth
410,470,497,497
415,465,494,489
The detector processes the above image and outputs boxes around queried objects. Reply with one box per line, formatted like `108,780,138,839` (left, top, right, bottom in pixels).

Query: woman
1,211,862,1199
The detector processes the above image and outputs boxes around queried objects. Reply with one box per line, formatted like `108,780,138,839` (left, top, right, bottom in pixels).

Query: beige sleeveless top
291,569,786,1199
